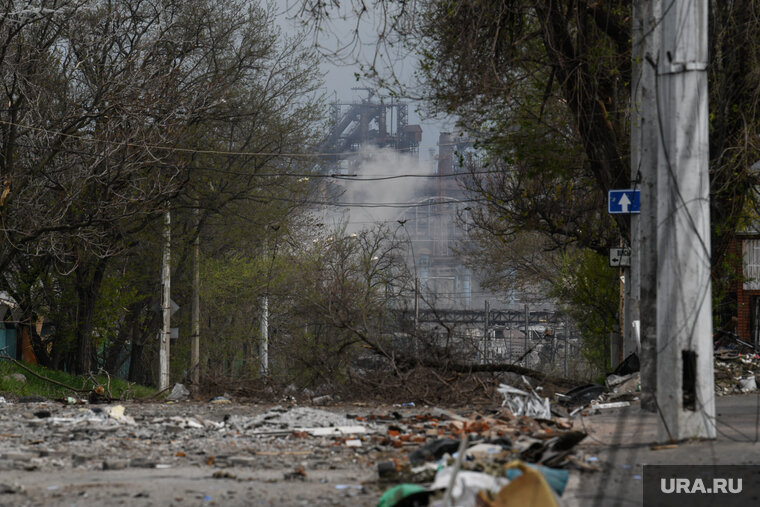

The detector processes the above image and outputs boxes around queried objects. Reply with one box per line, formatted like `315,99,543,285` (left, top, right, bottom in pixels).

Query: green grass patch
0,359,156,400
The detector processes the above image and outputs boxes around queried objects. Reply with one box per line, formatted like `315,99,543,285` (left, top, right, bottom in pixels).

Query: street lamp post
397,220,419,354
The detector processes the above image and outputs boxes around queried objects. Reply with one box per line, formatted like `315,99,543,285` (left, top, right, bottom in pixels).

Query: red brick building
730,231,760,345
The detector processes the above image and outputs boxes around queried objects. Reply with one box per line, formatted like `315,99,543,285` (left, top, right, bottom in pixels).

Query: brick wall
732,235,760,342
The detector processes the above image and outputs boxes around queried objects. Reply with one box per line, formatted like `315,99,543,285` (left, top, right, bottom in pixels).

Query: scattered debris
650,444,678,451
0,387,597,505
589,401,631,412
611,353,640,376
167,383,190,401
311,395,333,405
739,376,757,393
714,352,760,395
555,384,605,409
497,377,551,419
409,439,460,465
0,482,25,494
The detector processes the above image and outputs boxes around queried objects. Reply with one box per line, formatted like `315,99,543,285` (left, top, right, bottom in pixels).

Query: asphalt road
565,393,760,507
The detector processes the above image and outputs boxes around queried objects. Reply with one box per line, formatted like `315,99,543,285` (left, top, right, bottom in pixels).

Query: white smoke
333,146,435,232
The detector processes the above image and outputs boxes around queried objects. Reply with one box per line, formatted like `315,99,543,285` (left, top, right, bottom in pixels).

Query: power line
0,119,478,159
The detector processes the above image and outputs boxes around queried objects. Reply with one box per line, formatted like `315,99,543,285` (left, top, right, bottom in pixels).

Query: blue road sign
608,189,641,214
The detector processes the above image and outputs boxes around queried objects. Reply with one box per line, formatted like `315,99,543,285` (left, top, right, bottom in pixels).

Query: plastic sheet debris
409,438,460,465
611,353,640,376
505,463,569,496
167,383,190,401
555,384,605,409
0,396,6,404
377,484,430,507
497,377,551,419
477,461,559,507
429,468,510,506
209,396,231,404
739,376,757,392
465,443,506,461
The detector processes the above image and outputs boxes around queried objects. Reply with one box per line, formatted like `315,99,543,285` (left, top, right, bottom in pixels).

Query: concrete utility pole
626,0,643,358
414,277,419,338
633,0,660,412
259,295,268,378
191,206,200,391
159,209,171,391
656,0,715,440
484,299,490,363
564,319,569,378
523,303,529,361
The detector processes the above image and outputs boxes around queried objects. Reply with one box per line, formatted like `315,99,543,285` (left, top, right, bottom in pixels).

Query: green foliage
549,249,618,372
0,360,154,400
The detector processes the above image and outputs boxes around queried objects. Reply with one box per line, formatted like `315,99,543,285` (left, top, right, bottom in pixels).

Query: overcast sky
276,1,452,164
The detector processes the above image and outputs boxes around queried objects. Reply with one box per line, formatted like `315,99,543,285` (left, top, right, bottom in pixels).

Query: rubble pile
0,381,597,506
714,352,760,395
370,379,592,506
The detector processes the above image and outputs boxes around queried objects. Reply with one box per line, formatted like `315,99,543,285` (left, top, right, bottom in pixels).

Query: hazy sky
276,1,452,164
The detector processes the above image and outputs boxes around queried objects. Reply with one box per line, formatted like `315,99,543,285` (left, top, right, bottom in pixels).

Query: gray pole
413,277,419,358
635,0,660,412
484,299,490,364
259,295,268,378
656,0,715,440
159,209,171,391
524,303,529,363
564,320,569,378
191,206,200,392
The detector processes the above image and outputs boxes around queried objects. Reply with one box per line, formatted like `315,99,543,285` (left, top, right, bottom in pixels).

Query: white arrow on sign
618,193,631,213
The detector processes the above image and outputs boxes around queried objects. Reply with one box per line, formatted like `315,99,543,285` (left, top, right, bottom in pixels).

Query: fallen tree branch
0,351,91,393
419,359,578,388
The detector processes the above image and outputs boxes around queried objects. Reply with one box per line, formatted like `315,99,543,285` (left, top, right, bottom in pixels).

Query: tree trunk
74,257,108,374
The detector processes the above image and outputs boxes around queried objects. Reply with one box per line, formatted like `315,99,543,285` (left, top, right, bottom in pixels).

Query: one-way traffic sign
608,189,641,214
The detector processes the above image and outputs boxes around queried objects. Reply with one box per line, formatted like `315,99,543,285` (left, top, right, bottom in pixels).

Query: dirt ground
1,393,759,506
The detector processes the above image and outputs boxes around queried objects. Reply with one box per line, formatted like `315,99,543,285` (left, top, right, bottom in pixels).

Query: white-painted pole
656,0,715,440
159,208,171,391
259,295,268,378
484,299,490,364
635,0,660,412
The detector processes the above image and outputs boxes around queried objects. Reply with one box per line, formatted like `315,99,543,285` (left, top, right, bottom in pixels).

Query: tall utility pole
259,295,268,378
633,0,660,412
413,278,420,359
484,300,490,363
564,319,569,378
191,206,200,391
523,303,529,360
159,208,171,391
656,0,715,440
